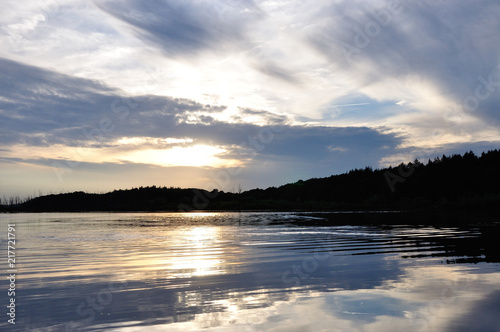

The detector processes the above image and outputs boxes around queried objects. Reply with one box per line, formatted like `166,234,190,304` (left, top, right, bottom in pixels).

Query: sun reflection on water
8,213,500,332
166,226,225,277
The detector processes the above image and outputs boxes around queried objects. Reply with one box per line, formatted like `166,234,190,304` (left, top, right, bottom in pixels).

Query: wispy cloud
95,0,264,57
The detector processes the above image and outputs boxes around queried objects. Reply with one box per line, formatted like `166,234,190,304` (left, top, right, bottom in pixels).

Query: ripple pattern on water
0,212,499,331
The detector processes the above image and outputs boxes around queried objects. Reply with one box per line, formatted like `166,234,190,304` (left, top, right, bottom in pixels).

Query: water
1,212,500,331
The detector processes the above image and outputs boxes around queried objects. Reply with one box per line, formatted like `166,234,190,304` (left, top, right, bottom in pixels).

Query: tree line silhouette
2,149,500,212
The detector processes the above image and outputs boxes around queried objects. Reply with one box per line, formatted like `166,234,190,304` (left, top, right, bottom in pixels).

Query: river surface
1,212,500,331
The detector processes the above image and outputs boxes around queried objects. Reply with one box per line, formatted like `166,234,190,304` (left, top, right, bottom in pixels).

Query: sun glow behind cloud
112,137,240,167
2,140,239,169
118,144,239,168
116,137,194,146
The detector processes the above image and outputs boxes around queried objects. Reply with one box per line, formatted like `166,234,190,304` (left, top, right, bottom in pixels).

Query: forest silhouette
3,149,500,213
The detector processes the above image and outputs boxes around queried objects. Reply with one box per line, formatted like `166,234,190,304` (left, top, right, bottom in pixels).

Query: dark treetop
4,149,500,213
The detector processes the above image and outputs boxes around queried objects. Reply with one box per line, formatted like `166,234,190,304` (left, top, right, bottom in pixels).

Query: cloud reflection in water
4,212,500,331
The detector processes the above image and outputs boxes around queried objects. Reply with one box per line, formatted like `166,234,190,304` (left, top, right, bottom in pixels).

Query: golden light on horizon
115,137,194,145
181,212,220,218
118,144,239,168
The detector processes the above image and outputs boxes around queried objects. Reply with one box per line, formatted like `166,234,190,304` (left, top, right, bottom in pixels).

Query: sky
1,0,500,197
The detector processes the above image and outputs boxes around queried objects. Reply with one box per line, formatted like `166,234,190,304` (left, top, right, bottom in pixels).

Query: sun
118,144,240,167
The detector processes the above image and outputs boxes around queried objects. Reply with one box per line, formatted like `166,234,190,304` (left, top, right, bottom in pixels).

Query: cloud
0,57,116,146
69,263,500,332
0,56,400,149
95,0,264,57
2,1,500,195
0,155,213,195
0,57,220,147
305,0,500,125
0,56,404,193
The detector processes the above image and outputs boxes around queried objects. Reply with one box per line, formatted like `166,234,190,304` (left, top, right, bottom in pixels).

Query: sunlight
188,226,219,247
181,212,220,218
4,142,242,169
118,144,240,167
166,226,225,277
116,137,194,145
